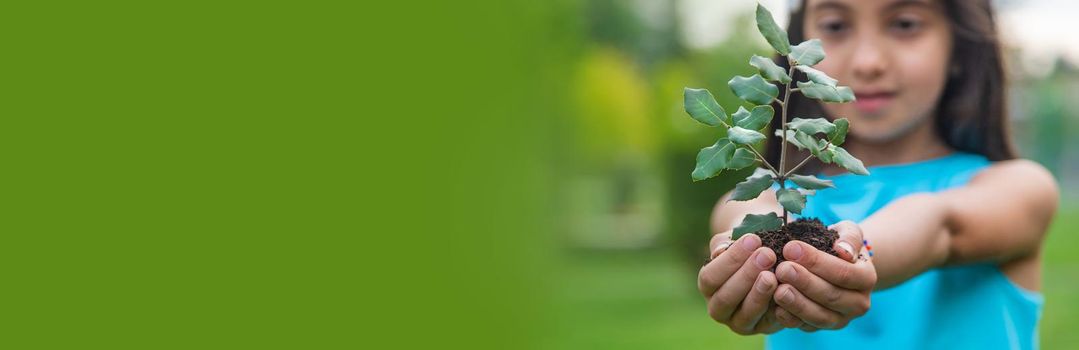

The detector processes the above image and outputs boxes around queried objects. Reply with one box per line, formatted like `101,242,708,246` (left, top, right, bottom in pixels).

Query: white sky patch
679,0,789,49
677,0,1078,75
633,0,674,30
998,0,1079,77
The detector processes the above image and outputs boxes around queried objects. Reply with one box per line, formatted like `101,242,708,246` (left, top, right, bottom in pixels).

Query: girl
696,0,1058,349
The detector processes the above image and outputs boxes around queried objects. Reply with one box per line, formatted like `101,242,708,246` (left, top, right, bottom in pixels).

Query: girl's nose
850,39,887,82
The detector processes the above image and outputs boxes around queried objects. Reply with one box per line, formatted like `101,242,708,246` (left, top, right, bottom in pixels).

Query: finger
727,270,778,333
773,306,803,328
710,231,733,259
774,284,844,329
775,261,870,316
698,234,762,297
799,325,820,332
754,304,787,334
783,240,877,290
829,221,863,262
708,247,776,322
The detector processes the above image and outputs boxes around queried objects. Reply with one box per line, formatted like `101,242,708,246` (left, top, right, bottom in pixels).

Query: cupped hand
772,220,877,331
698,232,790,334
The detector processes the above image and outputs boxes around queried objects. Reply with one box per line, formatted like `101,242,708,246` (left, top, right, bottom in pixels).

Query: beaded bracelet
857,239,874,262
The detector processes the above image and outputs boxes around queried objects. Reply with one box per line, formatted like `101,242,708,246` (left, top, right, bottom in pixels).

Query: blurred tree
562,0,685,249
656,12,774,270
564,1,782,270
1027,58,1078,176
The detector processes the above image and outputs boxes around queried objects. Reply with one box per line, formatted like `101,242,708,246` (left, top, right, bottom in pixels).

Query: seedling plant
683,4,870,260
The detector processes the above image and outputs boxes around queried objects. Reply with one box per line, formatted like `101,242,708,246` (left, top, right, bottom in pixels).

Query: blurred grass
551,205,1079,349
551,249,762,349
1039,204,1079,348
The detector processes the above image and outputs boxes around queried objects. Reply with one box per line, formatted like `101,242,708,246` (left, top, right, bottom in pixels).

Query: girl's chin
841,108,903,128
852,120,930,143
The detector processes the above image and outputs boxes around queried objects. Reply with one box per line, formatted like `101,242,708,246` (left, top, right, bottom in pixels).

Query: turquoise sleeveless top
766,152,1044,350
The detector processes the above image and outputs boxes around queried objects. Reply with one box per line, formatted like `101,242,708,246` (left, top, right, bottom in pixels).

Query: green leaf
776,188,806,214
830,146,870,175
729,74,779,105
816,139,832,158
755,4,791,55
789,117,836,135
733,212,784,239
829,118,849,145
790,39,825,66
775,129,811,150
728,126,766,145
683,87,728,126
818,143,835,163
730,168,775,201
734,105,773,130
797,81,855,103
749,55,791,84
795,131,821,155
795,65,837,86
731,107,750,126
789,174,835,189
728,148,757,170
692,138,737,181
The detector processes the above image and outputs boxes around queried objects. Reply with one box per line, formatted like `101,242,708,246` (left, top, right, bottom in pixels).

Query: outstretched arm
861,159,1058,288
769,159,1057,328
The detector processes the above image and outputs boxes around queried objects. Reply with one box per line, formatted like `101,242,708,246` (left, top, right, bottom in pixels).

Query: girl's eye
889,17,923,36
817,19,849,36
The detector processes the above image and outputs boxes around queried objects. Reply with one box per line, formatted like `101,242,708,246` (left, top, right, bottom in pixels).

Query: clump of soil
759,217,839,267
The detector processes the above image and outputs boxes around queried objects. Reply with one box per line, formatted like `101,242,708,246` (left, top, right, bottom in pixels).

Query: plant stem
777,62,797,225
784,132,842,178
747,146,780,176
721,114,780,177
785,155,814,178
779,175,788,224
778,64,796,176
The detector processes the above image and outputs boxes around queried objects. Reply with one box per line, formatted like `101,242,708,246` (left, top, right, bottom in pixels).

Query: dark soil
759,217,839,267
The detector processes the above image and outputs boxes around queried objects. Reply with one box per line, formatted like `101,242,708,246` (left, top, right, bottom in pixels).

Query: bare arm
861,160,1059,289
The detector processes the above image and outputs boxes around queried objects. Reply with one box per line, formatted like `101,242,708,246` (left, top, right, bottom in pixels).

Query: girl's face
803,0,953,143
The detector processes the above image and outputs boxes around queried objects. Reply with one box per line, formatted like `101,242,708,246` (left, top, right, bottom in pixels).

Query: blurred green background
544,0,1079,348
7,0,1075,348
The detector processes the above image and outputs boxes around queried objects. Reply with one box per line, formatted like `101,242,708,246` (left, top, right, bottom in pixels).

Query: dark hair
767,0,1017,173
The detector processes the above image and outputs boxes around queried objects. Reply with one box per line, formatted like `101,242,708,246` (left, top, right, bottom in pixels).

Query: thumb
828,220,863,263
709,231,733,259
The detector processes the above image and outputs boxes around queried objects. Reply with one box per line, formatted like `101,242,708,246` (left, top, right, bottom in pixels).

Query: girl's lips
853,92,895,114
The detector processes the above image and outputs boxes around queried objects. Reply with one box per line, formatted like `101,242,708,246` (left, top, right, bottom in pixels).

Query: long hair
766,0,1017,173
